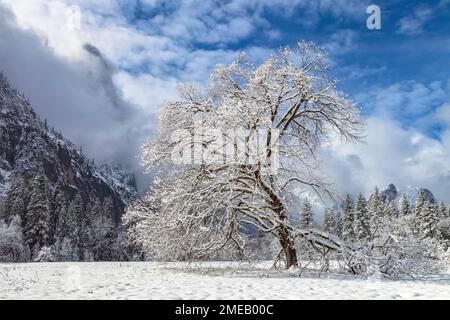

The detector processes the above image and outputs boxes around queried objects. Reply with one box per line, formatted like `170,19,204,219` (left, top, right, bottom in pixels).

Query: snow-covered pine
24,170,50,259
436,201,447,220
400,193,411,216
90,197,119,261
385,200,399,219
333,211,343,238
323,208,335,234
415,190,427,216
418,201,440,239
129,42,364,269
49,183,66,245
342,194,355,241
368,187,383,239
353,194,369,242
300,197,314,229
60,194,83,261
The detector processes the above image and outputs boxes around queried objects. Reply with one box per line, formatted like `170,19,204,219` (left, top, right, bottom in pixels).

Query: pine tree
334,212,343,237
79,201,94,261
342,194,354,241
400,193,411,216
418,200,439,239
415,190,427,216
436,201,447,220
58,194,83,260
323,208,335,234
24,171,50,258
353,193,369,242
367,187,383,238
49,184,66,244
91,197,117,261
385,200,399,219
1,178,28,222
300,197,313,229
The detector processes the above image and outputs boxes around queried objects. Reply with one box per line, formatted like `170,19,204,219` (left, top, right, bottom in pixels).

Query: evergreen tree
92,197,117,260
353,193,369,242
24,171,50,258
367,187,383,238
79,201,94,261
49,184,66,244
436,201,447,220
323,208,335,234
385,200,399,219
342,194,354,241
334,212,343,237
300,197,314,229
1,178,28,222
418,200,439,239
400,193,411,216
415,190,427,216
57,194,83,260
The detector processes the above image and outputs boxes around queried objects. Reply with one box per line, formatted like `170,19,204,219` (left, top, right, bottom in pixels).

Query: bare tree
132,42,364,269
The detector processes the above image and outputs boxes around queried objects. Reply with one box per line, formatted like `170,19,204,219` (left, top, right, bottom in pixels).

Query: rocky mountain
380,184,436,204
380,184,398,203
0,72,138,260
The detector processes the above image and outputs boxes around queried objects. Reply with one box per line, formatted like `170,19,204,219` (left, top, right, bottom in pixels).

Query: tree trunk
278,226,298,269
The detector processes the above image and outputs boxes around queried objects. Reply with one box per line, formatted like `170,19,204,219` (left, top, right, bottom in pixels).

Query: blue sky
1,0,450,199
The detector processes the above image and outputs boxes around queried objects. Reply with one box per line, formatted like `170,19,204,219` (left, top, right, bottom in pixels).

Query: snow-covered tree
334,211,343,238
418,201,440,239
323,208,335,234
56,194,83,260
49,184,66,244
367,187,383,238
414,190,427,216
342,194,354,241
400,193,411,216
0,178,28,222
0,215,28,262
91,197,117,261
300,198,314,229
34,246,56,262
128,42,364,268
24,170,50,258
436,201,447,220
353,194,369,242
385,200,399,219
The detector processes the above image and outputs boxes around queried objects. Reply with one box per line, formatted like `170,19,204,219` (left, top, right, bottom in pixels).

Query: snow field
1,262,450,300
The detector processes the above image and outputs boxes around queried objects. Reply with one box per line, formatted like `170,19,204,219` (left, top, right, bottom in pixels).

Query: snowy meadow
1,262,450,300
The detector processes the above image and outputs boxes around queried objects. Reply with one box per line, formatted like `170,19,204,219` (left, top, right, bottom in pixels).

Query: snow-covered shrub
340,216,445,279
0,216,28,262
53,237,79,262
34,246,56,262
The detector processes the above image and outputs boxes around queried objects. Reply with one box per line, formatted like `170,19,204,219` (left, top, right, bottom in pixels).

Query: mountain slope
0,72,138,260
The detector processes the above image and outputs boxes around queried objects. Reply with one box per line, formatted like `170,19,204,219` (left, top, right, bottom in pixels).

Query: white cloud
321,117,450,201
397,5,434,35
1,0,450,201
357,80,447,119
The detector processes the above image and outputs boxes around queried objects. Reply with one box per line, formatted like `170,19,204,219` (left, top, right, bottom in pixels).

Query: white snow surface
1,262,450,300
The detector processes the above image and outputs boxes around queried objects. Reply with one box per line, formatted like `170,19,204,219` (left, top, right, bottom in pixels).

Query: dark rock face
380,184,398,203
0,73,137,222
418,188,436,204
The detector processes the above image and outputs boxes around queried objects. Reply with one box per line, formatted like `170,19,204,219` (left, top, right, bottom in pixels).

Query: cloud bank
0,0,449,202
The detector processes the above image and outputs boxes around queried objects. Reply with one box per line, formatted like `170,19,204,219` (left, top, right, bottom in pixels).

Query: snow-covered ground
1,262,450,300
